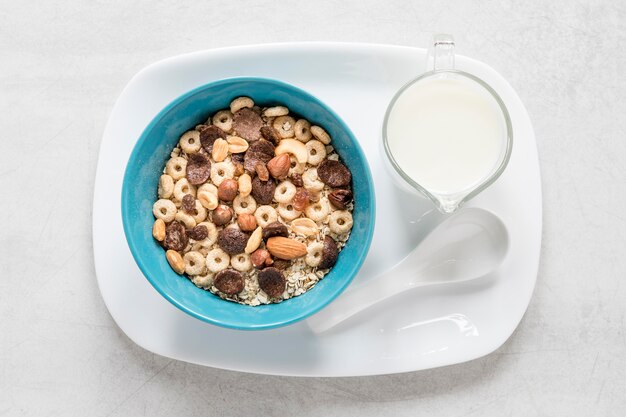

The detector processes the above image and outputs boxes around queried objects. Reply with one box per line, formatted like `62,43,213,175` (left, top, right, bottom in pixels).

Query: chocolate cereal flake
251,176,276,205
199,125,226,153
319,235,339,269
258,267,286,298
188,225,208,241
244,139,275,173
218,227,249,255
181,194,195,213
233,108,264,142
185,152,211,185
214,269,245,295
164,221,188,252
317,159,352,188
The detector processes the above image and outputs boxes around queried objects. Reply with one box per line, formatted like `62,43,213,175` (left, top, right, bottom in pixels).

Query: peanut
212,138,229,162
238,173,252,197
152,219,166,241
166,250,185,274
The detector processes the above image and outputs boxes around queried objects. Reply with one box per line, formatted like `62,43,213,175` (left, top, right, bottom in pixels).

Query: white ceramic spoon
307,208,509,334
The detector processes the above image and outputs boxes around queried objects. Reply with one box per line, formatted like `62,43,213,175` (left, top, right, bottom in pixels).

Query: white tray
93,43,541,377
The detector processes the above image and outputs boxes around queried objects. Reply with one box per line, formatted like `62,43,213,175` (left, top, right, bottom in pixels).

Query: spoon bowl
307,208,509,333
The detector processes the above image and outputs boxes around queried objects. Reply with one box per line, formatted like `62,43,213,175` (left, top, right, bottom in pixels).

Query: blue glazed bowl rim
121,76,376,330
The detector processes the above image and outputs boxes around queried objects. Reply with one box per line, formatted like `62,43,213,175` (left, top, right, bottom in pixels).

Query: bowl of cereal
122,77,375,330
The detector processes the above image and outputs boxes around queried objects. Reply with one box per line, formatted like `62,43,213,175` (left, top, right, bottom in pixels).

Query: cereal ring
305,198,330,222
205,248,231,273
175,210,196,229
153,199,177,222
233,194,257,215
277,203,302,221
273,116,296,138
230,96,254,114
302,168,324,191
184,251,206,275
310,125,331,144
254,205,278,228
166,156,187,180
190,200,207,223
288,155,305,175
329,210,353,234
305,242,324,267
305,140,327,166
263,106,289,117
274,180,297,204
210,161,235,186
212,110,234,132
158,174,174,198
179,130,201,154
191,273,214,289
294,119,312,142
173,178,196,201
230,253,252,272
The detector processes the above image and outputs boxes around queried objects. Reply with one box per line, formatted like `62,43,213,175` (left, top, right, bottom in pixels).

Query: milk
386,76,507,196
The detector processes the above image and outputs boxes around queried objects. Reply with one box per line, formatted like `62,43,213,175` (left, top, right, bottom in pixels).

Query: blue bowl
122,77,375,330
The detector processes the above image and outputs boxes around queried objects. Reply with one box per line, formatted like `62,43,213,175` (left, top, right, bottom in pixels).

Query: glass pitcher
382,34,513,213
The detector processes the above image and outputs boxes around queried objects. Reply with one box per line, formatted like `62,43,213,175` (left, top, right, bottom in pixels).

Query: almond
245,227,263,254
290,218,318,237
212,138,229,162
226,135,249,153
267,154,290,179
266,236,307,260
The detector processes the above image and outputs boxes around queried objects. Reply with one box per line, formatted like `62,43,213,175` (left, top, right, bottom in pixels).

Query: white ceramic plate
93,43,541,377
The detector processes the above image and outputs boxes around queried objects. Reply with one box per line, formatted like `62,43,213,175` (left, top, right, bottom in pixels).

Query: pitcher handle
428,34,455,71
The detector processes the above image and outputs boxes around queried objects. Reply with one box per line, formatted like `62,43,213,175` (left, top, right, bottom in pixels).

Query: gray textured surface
1,1,625,416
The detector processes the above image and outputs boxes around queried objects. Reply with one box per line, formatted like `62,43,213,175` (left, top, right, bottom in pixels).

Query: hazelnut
267,154,290,179
218,179,238,202
237,213,257,232
212,204,233,226
250,249,273,269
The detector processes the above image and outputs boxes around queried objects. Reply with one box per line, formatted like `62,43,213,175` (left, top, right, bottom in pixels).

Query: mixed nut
152,97,354,306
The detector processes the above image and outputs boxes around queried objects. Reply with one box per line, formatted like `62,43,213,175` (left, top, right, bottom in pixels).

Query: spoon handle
307,263,427,333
